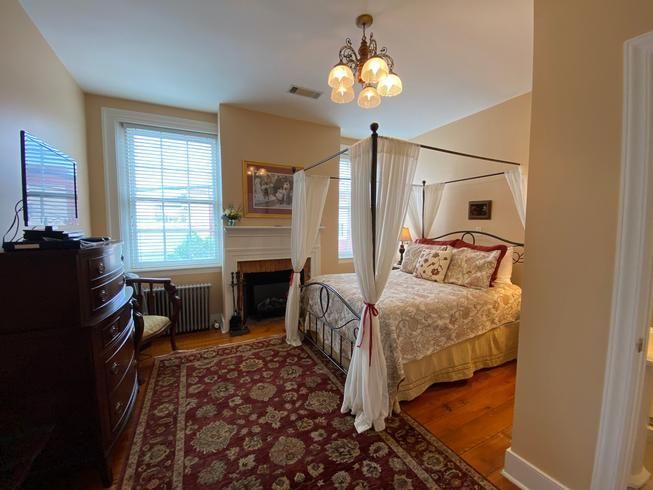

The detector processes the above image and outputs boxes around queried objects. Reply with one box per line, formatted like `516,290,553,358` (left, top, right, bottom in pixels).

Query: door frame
592,31,653,489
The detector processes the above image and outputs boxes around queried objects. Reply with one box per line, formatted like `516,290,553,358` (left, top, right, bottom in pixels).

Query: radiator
150,283,212,334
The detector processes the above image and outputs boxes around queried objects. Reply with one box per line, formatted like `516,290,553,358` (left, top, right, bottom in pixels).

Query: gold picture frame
242,161,300,218
468,200,492,220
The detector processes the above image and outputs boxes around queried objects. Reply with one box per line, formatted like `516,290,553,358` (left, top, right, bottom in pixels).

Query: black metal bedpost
370,122,379,276
421,180,426,239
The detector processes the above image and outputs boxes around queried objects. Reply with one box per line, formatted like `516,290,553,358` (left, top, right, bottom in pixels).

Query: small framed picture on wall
468,200,492,220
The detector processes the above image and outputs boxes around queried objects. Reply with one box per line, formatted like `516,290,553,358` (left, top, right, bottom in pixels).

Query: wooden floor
71,319,517,490
402,360,518,489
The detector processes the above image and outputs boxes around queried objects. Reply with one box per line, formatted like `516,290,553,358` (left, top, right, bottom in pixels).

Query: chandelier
328,14,403,109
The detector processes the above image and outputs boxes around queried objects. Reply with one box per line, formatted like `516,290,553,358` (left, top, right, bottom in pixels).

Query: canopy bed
284,123,527,433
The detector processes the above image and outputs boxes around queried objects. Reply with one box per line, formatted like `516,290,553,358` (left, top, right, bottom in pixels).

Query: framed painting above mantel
242,161,299,218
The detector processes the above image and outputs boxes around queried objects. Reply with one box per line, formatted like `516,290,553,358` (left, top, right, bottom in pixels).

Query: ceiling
20,0,533,139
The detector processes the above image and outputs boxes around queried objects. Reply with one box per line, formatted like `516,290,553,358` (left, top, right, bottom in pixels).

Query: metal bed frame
299,230,525,375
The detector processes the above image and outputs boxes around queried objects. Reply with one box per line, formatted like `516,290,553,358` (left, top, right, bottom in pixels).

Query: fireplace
243,269,300,320
222,225,322,328
237,258,311,323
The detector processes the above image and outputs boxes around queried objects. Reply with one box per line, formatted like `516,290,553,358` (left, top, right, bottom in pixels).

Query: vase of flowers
223,206,242,226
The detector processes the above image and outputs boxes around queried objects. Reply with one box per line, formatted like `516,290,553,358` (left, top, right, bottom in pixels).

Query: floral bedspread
302,270,521,403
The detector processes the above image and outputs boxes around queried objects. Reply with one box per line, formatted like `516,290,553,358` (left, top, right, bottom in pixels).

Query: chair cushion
143,315,171,339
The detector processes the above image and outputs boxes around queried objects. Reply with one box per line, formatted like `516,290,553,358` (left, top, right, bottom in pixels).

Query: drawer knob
109,324,119,337
114,401,123,413
97,262,105,274
110,361,120,375
98,289,108,303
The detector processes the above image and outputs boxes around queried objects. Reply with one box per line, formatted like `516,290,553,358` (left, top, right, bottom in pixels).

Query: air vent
289,86,322,99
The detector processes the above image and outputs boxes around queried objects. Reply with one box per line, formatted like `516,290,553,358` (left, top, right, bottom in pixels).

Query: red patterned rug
120,336,496,489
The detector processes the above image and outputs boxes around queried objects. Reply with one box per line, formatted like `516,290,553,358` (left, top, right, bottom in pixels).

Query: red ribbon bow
357,303,379,366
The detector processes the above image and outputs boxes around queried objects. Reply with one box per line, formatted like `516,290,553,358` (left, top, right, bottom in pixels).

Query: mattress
302,270,521,404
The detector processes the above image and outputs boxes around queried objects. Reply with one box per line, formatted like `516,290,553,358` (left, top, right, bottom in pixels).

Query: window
121,124,220,270
338,148,353,259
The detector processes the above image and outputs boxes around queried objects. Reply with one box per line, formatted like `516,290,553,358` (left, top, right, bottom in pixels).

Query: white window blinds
338,149,353,259
122,124,220,270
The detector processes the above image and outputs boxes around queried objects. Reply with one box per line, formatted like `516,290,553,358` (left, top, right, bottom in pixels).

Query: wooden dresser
0,241,137,486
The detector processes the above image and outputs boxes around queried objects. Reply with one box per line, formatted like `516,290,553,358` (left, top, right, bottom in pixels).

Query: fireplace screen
243,269,305,321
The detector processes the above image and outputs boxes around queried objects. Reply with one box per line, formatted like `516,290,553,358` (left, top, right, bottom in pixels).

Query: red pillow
414,238,458,246
453,240,508,285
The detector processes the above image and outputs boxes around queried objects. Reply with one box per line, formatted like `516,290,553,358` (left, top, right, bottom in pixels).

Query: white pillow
494,247,514,284
400,244,448,274
444,248,501,289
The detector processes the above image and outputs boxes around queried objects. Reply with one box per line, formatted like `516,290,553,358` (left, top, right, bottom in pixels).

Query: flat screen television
20,130,78,227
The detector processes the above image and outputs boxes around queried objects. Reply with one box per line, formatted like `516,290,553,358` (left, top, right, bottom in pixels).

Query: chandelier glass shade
328,64,355,88
377,72,403,97
331,83,355,104
361,56,389,84
328,14,402,109
358,84,381,109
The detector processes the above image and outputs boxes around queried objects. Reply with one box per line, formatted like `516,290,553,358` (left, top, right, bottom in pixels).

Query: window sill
127,264,222,275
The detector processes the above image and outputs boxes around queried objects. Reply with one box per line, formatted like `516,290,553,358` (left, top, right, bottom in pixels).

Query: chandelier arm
338,40,359,72
368,35,378,56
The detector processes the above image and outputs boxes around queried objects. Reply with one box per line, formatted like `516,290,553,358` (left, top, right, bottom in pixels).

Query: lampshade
399,227,412,241
377,72,403,97
331,83,355,104
361,56,389,84
328,64,355,88
357,85,381,109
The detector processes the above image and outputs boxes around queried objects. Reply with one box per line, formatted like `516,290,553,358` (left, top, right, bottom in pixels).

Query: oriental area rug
120,336,496,489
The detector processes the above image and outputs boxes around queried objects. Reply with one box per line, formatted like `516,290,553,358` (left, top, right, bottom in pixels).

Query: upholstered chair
125,275,181,352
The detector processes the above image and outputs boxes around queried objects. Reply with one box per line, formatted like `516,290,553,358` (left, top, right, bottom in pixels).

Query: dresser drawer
90,272,126,314
101,304,132,349
109,361,137,433
105,321,135,393
87,244,123,284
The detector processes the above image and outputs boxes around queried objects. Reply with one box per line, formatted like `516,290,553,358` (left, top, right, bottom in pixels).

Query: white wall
0,0,89,238
411,93,531,244
510,1,653,488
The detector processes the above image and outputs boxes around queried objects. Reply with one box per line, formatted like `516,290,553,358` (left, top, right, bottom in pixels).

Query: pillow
413,248,453,282
494,247,514,285
415,238,458,246
453,241,508,285
400,244,448,274
444,247,501,289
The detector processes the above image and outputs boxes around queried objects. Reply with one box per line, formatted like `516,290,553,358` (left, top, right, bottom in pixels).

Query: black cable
3,200,23,243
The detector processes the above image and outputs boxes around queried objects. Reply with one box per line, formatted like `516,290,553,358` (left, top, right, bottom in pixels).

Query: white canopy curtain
406,183,445,239
341,136,420,432
284,171,330,346
505,167,527,227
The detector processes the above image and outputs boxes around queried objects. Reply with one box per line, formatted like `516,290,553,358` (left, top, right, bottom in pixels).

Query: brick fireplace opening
237,258,311,323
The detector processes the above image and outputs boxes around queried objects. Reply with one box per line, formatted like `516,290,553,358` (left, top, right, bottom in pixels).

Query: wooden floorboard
64,319,518,489
402,361,518,489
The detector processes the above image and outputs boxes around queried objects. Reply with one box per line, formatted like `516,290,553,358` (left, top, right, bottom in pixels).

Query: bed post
370,122,379,275
421,180,426,239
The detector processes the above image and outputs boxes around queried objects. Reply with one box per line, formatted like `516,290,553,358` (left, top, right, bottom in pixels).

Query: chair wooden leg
170,322,178,351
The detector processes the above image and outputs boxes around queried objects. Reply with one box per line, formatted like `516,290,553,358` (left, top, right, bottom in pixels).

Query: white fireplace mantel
221,225,323,326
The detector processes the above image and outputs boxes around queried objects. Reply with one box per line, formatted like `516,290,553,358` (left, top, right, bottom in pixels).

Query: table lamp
398,227,412,265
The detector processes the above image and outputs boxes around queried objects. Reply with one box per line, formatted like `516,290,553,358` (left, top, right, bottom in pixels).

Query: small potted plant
223,206,242,226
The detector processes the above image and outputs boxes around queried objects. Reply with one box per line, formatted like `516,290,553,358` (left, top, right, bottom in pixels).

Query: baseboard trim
503,448,569,490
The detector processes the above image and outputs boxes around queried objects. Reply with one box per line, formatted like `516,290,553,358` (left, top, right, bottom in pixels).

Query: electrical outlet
475,226,482,232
